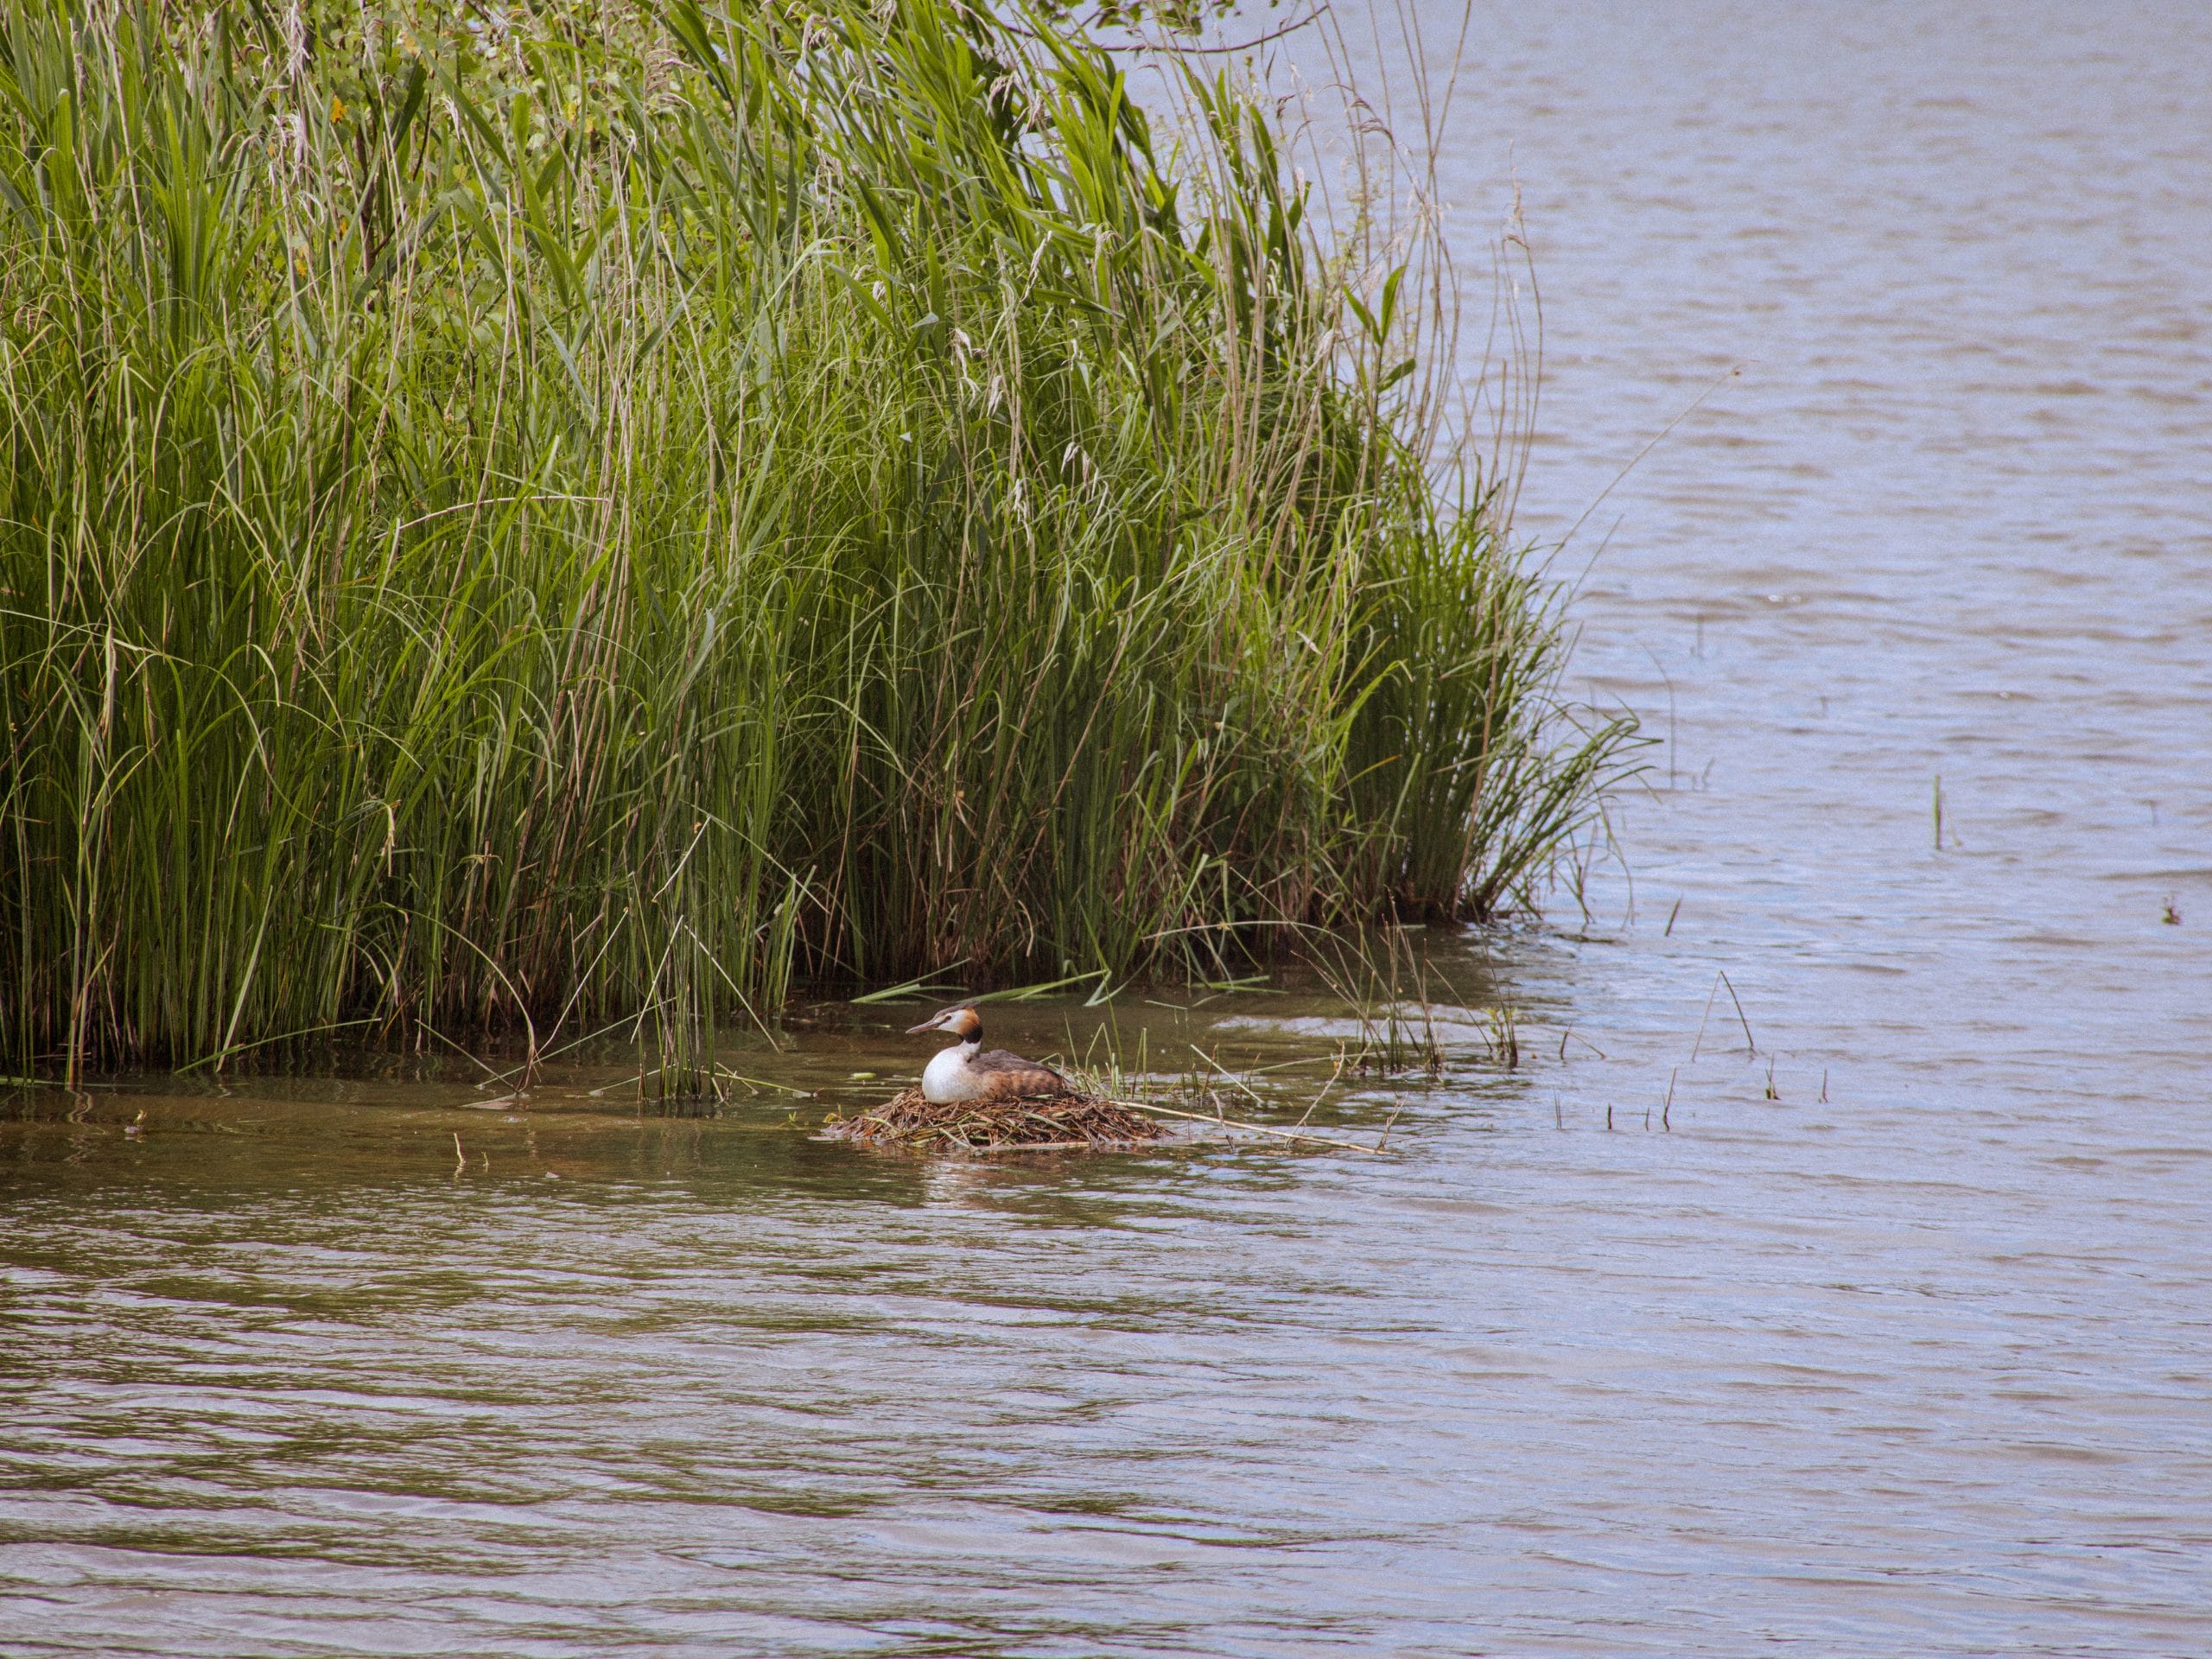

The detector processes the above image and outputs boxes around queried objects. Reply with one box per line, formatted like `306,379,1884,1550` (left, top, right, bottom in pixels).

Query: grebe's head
906,1005,982,1040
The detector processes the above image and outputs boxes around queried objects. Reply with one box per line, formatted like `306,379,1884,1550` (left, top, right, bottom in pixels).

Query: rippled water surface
5,3,2209,1653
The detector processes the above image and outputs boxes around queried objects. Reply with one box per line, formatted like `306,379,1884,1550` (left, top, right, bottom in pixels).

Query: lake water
4,3,2208,1653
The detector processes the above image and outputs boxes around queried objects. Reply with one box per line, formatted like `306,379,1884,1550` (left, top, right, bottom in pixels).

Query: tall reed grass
0,0,1632,1081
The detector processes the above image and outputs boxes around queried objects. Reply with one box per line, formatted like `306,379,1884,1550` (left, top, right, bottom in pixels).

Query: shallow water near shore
4,1,2209,1653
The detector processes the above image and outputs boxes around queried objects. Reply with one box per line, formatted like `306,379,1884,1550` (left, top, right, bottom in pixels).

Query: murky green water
6,1,2210,1652
6,984,1547,1655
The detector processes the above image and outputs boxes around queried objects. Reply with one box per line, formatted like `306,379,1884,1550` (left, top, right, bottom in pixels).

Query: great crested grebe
906,1005,1069,1103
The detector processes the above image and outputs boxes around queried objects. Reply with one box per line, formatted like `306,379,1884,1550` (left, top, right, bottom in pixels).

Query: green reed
0,0,1634,1080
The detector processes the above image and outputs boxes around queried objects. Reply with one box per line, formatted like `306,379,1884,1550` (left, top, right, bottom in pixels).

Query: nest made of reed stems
823,1086,1166,1153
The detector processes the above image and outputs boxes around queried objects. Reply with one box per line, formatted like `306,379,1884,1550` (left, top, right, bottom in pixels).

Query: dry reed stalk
1103,1096,1396,1156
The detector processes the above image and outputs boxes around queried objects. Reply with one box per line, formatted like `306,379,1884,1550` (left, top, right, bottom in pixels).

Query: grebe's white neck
922,1033,985,1103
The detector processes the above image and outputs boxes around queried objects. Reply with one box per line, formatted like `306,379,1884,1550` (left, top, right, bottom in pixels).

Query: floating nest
822,1086,1166,1153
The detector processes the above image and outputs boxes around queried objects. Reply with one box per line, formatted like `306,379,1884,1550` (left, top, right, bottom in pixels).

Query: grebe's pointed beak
906,1015,941,1035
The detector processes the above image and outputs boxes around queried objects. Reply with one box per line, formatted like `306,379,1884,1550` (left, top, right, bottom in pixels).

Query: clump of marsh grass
0,0,1633,1084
